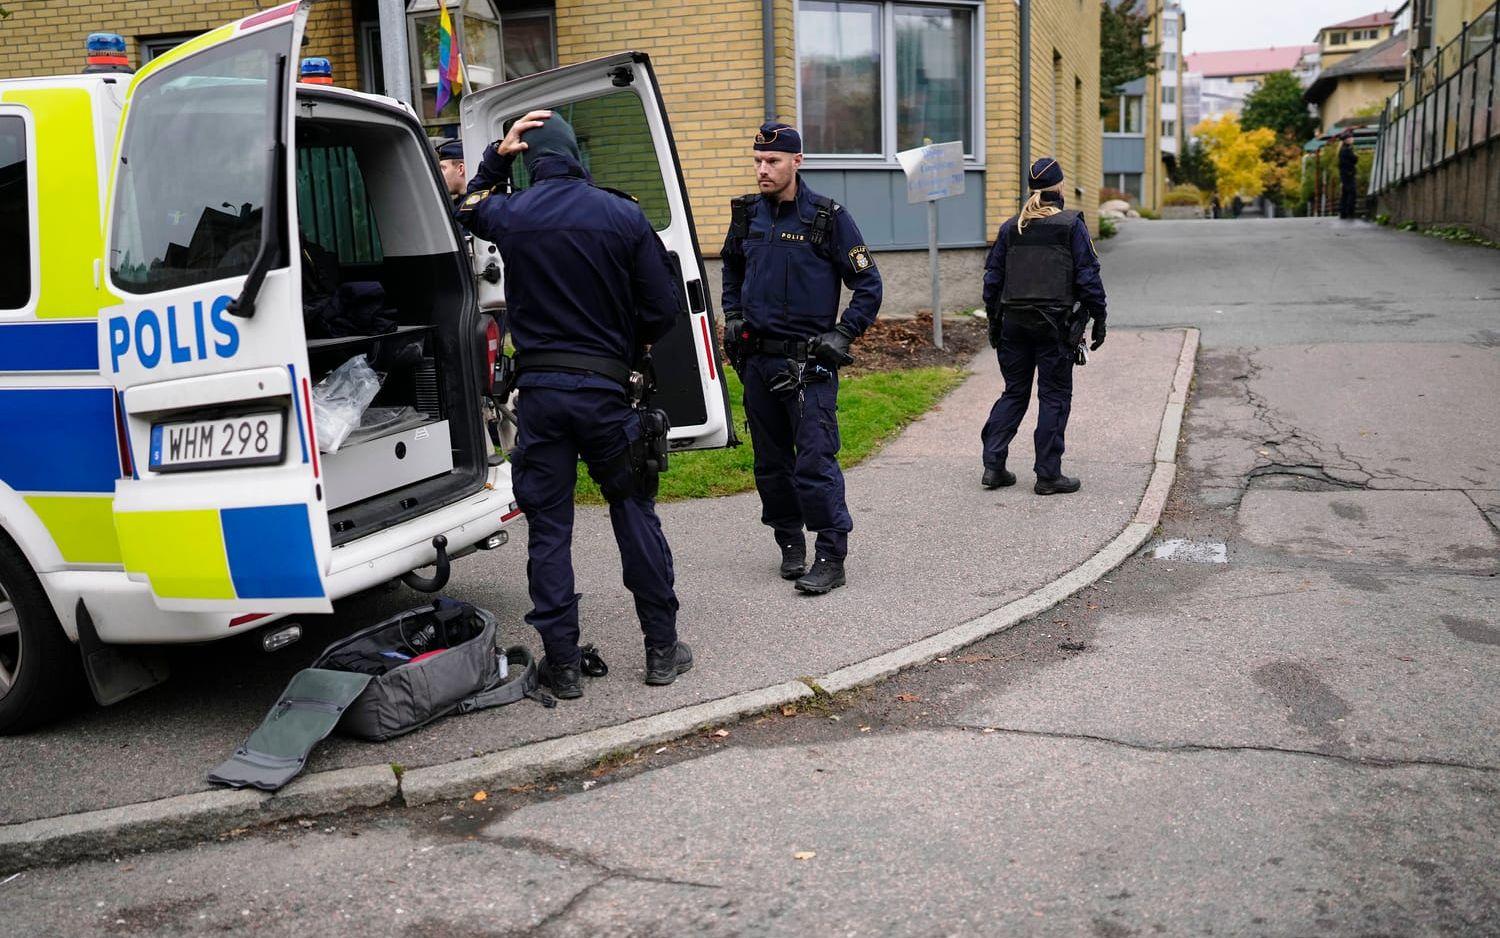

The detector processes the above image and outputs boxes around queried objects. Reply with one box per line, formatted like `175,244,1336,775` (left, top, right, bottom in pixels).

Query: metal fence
1371,2,1498,192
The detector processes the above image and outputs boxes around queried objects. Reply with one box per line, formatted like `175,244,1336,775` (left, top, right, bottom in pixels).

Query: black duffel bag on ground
209,598,552,792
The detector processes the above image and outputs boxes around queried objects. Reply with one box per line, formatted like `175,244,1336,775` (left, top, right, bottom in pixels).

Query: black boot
538,655,583,699
778,536,807,580
982,467,1017,489
1034,474,1082,495
644,641,694,686
795,558,846,595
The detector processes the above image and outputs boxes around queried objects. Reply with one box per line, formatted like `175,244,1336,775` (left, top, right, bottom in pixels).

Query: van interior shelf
307,323,434,351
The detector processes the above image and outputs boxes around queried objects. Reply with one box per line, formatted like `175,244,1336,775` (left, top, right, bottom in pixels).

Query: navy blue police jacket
721,178,882,340
458,145,685,392
982,211,1108,320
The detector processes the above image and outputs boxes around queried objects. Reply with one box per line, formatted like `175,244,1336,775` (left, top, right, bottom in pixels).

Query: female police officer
979,157,1107,494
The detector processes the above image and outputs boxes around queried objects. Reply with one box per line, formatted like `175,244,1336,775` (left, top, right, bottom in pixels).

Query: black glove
722,313,746,366
1090,317,1106,351
809,323,856,369
986,309,1003,349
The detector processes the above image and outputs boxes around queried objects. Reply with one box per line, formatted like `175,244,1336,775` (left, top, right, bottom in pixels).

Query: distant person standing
1210,194,1221,219
1338,130,1359,219
979,157,1106,495
1231,195,1244,218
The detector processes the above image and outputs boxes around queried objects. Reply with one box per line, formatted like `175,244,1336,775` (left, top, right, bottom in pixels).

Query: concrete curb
1,328,1198,873
400,681,815,806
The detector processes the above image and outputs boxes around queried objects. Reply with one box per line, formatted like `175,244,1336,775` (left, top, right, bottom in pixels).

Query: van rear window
109,26,290,294
0,115,29,309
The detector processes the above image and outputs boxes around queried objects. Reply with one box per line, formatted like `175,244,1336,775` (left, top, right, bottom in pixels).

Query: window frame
1102,94,1145,137
0,106,38,318
138,33,200,65
795,0,986,169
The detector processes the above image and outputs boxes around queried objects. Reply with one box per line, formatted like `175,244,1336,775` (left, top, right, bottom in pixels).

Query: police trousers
981,318,1075,479
740,353,852,561
511,385,678,667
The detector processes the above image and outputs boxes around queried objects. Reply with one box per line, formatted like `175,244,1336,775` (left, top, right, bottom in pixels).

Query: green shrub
1138,207,1161,220
1099,216,1119,238
1162,184,1204,207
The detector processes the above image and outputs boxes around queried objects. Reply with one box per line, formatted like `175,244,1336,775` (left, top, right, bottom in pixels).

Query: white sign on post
896,141,966,204
896,141,965,348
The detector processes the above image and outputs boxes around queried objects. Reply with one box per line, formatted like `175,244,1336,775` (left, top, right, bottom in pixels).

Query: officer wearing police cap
979,157,1107,495
720,121,883,595
434,139,467,208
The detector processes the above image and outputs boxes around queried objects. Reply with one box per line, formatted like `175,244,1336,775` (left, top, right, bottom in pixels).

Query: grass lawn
576,365,966,503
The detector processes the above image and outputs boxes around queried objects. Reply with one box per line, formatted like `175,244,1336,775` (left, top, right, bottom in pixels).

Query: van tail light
484,315,501,395
114,393,135,478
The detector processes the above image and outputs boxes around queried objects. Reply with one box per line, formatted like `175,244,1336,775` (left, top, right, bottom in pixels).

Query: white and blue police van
0,2,731,732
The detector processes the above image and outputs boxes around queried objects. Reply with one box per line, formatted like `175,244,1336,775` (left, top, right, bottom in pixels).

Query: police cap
435,139,464,162
754,121,801,154
1028,157,1064,190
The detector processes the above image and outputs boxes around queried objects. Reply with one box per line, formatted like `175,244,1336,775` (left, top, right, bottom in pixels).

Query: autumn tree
1100,1,1160,117
1192,114,1276,202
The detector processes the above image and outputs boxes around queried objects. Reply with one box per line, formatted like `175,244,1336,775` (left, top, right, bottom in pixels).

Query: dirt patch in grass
845,312,987,375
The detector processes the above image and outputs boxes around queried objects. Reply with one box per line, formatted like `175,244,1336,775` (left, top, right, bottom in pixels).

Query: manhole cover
1149,538,1227,563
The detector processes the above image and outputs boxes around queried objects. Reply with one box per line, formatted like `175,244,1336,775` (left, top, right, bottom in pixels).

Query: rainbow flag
435,0,464,114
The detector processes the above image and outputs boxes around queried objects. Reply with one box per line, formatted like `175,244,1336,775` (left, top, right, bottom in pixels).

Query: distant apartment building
1304,30,1408,133
1184,44,1318,123
1315,10,1398,70
1397,0,1494,70
1159,1,1185,166
1102,0,1165,210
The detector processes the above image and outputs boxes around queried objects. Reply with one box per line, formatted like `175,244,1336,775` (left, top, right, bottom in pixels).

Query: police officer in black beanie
979,157,1107,494
720,121,882,594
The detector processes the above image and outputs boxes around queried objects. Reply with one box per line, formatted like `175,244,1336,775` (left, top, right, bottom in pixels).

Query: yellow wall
0,1,359,85
1319,23,1394,70
1432,0,1492,50
1318,73,1401,133
1006,0,1103,231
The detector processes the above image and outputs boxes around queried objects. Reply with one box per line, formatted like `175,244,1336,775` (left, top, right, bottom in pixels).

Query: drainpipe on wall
763,0,777,119
1018,0,1031,209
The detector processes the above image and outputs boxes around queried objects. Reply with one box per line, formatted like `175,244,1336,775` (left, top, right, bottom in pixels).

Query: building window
799,1,978,158
1162,51,1177,70
1162,86,1175,104
1162,19,1177,39
1162,119,1175,138
1329,31,1347,45
138,33,198,64
408,0,506,122
0,114,31,310
502,10,555,80
1102,171,1143,202
1102,95,1143,134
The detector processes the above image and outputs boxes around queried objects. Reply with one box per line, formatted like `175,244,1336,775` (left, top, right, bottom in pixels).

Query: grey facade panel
799,169,988,250
1102,137,1147,173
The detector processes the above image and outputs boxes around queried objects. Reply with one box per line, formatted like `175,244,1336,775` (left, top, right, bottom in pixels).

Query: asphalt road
8,218,1499,936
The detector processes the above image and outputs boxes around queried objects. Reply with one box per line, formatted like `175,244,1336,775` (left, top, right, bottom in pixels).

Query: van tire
0,536,83,734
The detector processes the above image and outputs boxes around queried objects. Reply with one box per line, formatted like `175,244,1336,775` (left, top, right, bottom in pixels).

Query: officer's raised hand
809,323,856,368
1089,316,1107,350
496,109,554,158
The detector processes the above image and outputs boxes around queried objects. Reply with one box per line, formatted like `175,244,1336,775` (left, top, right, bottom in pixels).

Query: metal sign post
896,140,964,350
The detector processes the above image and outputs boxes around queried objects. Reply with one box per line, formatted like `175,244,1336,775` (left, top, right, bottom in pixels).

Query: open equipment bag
209,599,553,792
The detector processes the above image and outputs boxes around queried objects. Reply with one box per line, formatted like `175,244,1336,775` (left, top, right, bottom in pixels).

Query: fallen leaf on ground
895,693,922,702
472,791,488,802
793,851,816,861
713,729,730,738
781,704,798,716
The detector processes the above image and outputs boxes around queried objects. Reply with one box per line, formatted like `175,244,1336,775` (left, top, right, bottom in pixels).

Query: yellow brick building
0,0,1103,313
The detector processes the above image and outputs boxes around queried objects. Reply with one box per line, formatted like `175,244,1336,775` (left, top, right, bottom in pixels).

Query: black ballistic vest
1000,210,1080,311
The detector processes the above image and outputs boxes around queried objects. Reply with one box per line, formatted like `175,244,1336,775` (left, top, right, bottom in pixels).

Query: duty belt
745,335,810,359
513,351,632,388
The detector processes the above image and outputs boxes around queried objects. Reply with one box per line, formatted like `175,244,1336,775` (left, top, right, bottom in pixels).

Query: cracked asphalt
7,218,1499,936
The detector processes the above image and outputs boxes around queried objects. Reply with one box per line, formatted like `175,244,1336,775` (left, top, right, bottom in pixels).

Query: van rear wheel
0,538,83,734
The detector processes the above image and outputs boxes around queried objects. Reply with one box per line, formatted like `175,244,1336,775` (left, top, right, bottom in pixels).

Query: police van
0,2,731,732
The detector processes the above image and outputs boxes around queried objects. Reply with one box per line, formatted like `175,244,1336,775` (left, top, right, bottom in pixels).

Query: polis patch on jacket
848,244,873,271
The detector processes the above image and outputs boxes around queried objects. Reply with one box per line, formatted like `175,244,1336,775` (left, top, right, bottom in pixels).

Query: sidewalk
0,328,1193,867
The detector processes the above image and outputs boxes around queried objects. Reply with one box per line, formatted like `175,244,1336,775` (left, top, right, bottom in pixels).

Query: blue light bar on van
85,32,132,74
300,57,334,85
